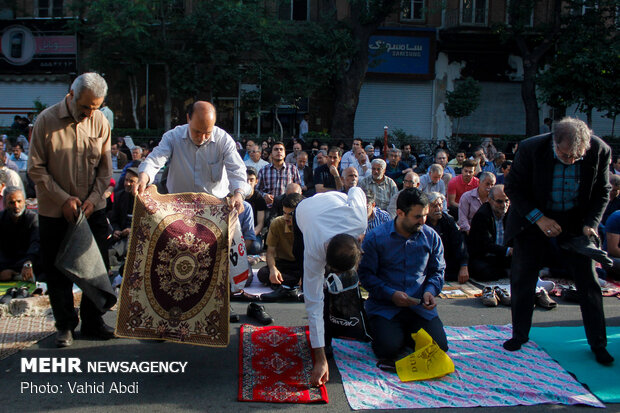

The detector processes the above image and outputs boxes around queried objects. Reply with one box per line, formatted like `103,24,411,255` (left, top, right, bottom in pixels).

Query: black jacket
300,165,315,194
0,209,39,264
428,212,468,275
505,133,610,241
468,202,509,259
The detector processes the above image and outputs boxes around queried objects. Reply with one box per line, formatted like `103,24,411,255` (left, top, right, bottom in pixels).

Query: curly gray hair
553,117,591,158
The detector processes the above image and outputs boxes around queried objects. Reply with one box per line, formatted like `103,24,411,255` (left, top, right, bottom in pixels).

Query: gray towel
54,211,117,312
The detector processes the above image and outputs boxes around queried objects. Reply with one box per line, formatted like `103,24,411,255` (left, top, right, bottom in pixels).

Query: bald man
137,101,249,212
342,166,359,193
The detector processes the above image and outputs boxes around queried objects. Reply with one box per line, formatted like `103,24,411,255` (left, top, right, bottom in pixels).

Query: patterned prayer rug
115,187,232,347
333,325,604,410
238,324,329,404
0,315,55,360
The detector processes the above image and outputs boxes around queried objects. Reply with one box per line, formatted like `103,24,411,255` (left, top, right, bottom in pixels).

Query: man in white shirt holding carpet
136,101,249,212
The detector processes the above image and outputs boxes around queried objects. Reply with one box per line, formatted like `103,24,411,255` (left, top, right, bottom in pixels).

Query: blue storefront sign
367,30,435,80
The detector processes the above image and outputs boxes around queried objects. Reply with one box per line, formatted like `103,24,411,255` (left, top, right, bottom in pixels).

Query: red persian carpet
115,187,232,347
238,324,329,404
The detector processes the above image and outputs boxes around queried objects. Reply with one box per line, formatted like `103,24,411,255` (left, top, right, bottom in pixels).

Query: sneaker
493,286,511,306
536,277,555,292
481,287,498,307
535,288,557,309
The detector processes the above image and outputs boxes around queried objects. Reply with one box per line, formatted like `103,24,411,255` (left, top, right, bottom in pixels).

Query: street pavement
2,291,619,412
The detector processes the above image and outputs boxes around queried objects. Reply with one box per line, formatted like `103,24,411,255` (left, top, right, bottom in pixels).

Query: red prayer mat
238,324,329,404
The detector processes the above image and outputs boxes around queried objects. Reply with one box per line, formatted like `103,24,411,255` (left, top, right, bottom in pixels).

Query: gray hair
365,144,374,151
479,171,496,184
427,191,445,204
553,117,591,157
3,186,23,201
0,169,7,185
390,148,402,157
429,163,444,175
318,149,328,157
71,72,108,100
371,158,386,169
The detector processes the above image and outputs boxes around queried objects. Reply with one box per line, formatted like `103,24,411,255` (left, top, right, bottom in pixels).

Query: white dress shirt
340,150,356,170
295,187,367,348
140,124,250,198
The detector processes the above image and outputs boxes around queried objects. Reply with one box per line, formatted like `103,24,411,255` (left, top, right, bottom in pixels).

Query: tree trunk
329,1,400,142
521,62,539,137
164,63,172,131
128,74,140,129
513,0,562,138
612,114,616,137
585,107,593,127
330,45,370,141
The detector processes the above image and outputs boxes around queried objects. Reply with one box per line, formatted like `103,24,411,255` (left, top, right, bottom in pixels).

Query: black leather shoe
55,329,74,348
261,286,301,302
247,302,273,325
81,323,116,340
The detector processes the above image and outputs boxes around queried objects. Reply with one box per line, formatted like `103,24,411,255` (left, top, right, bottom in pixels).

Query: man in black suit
467,185,511,281
296,151,315,196
503,117,614,365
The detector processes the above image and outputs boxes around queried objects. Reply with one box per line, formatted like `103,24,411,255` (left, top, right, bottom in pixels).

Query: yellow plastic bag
395,328,455,382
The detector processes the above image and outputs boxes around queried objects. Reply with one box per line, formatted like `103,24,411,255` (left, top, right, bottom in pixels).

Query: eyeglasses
493,199,509,205
403,179,415,184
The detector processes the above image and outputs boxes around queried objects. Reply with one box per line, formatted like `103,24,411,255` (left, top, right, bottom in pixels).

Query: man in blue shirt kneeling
358,187,448,366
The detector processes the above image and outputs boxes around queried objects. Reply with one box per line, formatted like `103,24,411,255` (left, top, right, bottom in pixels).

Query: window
401,0,425,21
279,0,309,21
506,0,533,27
461,0,487,25
37,0,64,17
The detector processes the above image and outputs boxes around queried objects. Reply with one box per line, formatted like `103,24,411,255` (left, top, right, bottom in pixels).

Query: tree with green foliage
242,10,352,139
69,0,348,136
445,77,481,138
537,0,619,133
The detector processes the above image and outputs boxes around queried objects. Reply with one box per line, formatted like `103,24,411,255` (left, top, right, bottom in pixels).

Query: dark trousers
39,210,110,331
257,259,302,288
470,255,511,281
369,310,448,360
510,220,606,349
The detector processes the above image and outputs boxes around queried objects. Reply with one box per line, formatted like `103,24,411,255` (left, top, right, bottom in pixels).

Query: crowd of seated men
3,132,617,304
